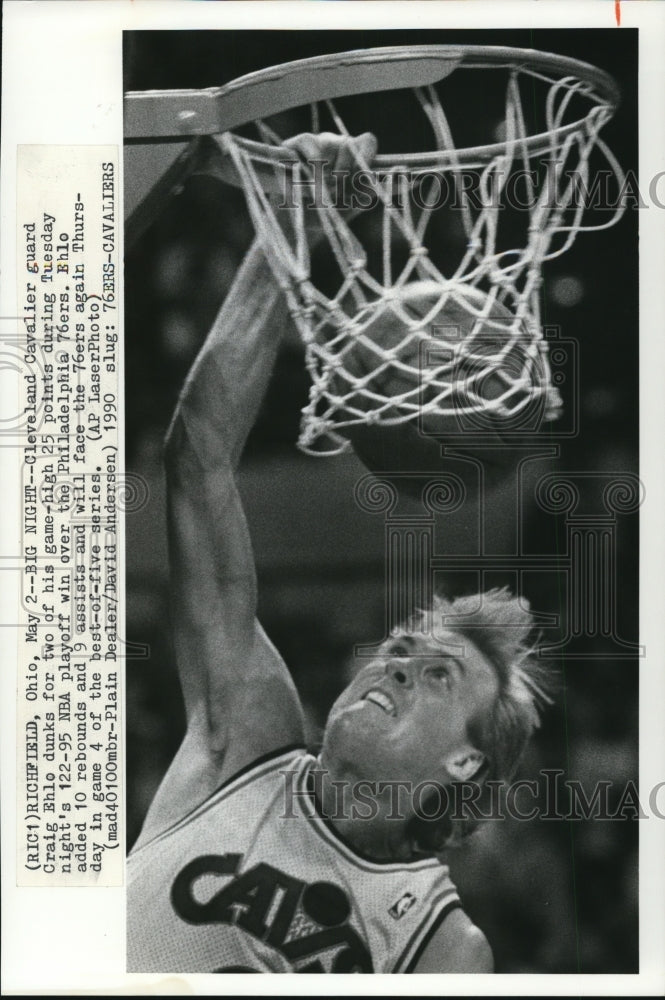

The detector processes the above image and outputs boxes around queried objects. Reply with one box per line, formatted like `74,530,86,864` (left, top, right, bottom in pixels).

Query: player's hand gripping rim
283,130,378,221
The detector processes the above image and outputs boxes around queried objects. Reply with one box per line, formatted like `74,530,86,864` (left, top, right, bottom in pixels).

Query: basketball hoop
152,46,626,455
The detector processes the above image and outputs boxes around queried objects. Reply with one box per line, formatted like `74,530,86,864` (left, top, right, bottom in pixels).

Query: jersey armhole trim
212,743,306,798
393,894,462,973
129,743,306,858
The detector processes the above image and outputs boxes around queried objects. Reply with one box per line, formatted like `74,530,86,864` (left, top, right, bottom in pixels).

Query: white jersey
127,747,461,974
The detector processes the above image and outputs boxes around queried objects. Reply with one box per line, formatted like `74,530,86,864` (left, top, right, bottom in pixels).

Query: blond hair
397,587,553,852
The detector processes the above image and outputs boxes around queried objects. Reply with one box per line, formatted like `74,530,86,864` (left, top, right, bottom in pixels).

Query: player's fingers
284,131,377,172
284,131,349,163
351,132,378,166
329,132,378,173
283,132,323,162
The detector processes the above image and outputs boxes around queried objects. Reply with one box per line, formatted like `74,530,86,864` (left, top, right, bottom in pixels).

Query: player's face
321,632,498,789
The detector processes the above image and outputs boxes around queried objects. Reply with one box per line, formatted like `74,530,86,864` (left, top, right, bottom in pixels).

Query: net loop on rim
217,47,626,456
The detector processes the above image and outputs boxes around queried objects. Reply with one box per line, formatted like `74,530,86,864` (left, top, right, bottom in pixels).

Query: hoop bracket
125,47,464,142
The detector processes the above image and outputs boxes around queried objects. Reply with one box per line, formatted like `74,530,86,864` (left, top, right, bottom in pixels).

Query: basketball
329,281,551,492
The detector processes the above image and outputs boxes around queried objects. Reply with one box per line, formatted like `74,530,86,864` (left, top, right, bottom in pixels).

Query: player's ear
444,747,486,782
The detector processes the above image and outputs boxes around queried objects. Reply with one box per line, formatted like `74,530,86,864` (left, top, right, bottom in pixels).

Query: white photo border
1,1,664,995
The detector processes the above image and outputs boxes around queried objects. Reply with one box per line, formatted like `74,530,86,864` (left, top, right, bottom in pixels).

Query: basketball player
127,133,549,974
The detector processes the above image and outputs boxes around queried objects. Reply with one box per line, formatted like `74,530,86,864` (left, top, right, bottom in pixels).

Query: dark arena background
123,29,639,974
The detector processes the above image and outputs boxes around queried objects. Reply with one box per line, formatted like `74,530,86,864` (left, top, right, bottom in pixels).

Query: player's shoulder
130,741,306,856
411,905,494,974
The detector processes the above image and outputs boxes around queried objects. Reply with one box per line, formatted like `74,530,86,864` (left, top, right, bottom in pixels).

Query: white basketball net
218,56,626,455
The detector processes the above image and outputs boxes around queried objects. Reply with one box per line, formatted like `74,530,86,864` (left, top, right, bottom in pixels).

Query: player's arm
411,907,494,973
134,131,378,847
165,238,306,741
135,241,305,847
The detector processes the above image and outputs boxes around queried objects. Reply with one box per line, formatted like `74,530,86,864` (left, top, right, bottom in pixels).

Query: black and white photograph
124,28,641,975
2,2,665,994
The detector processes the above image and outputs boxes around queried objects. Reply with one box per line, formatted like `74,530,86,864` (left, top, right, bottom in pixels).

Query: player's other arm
411,908,494,973
135,244,305,847
134,132,378,848
161,129,377,752
165,241,306,755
